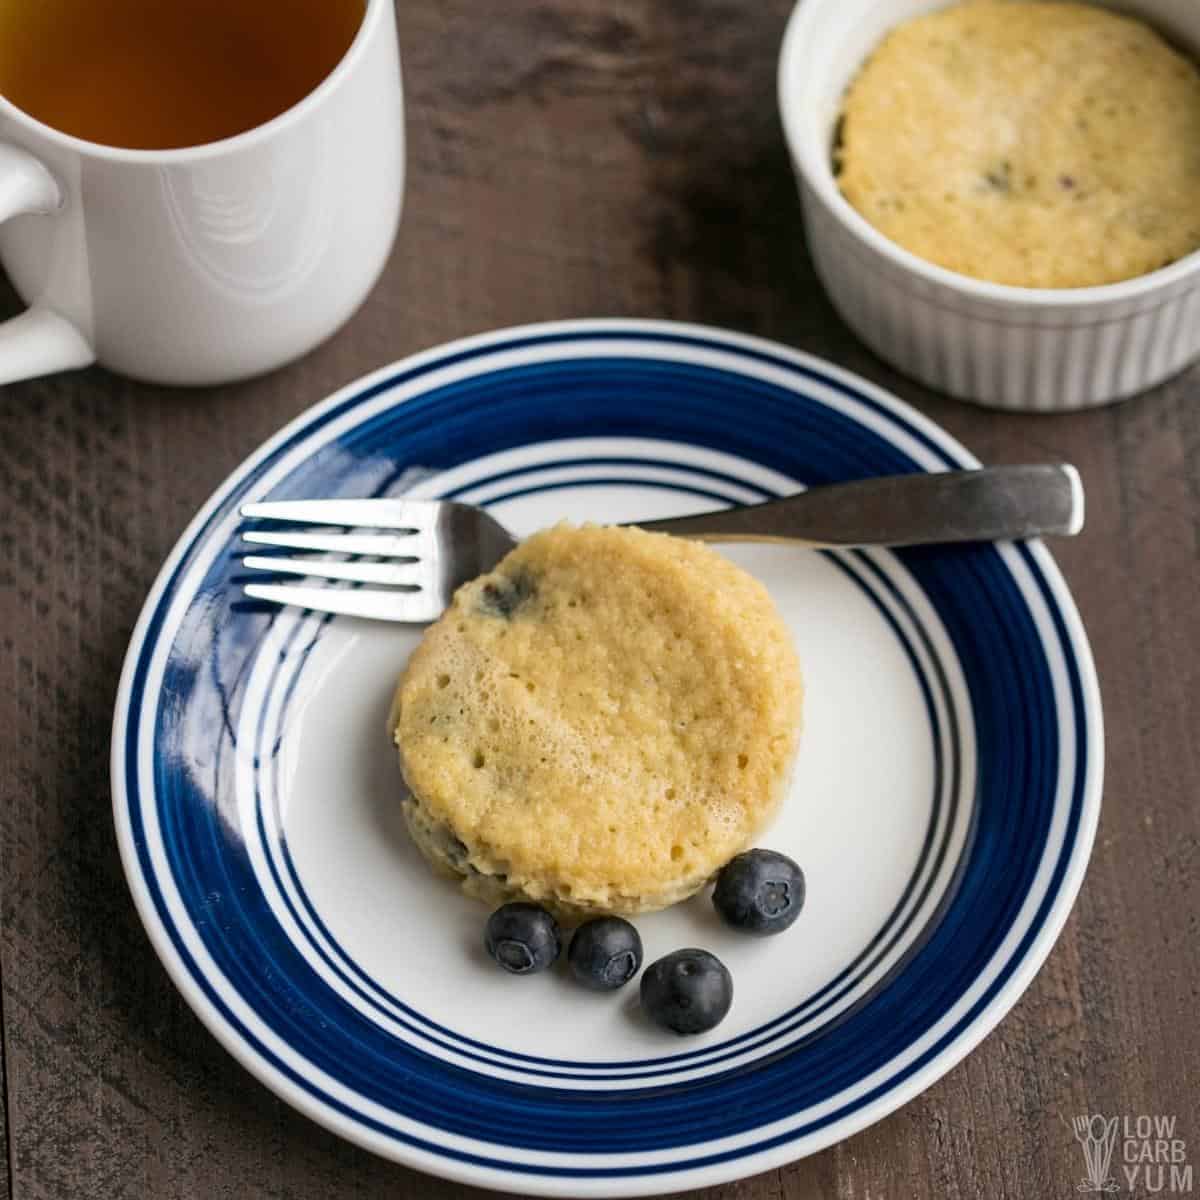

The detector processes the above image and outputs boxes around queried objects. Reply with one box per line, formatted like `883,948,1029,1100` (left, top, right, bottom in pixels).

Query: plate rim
110,318,1104,1196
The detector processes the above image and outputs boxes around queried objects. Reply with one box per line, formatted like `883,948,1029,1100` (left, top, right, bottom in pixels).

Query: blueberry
712,849,805,936
640,948,732,1035
568,917,643,990
479,568,537,619
484,903,561,974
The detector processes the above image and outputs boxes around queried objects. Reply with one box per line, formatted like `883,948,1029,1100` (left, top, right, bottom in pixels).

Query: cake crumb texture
390,523,803,918
837,1,1200,287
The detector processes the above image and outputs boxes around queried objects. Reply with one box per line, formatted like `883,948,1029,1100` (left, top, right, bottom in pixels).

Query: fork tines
238,498,441,621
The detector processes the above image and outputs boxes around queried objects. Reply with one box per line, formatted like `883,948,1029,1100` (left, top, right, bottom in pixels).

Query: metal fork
238,463,1083,622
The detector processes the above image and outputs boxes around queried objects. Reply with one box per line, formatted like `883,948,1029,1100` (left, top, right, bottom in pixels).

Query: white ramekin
778,0,1200,411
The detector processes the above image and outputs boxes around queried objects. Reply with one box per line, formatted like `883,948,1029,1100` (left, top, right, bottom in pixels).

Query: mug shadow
624,0,923,410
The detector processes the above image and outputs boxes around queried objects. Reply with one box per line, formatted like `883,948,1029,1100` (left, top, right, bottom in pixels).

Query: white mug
0,0,403,387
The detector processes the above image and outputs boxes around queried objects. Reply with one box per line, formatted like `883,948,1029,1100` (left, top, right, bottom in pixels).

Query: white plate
112,319,1103,1196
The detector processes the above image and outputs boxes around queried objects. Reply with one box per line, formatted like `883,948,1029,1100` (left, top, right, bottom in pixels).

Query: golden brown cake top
837,2,1200,288
391,523,803,914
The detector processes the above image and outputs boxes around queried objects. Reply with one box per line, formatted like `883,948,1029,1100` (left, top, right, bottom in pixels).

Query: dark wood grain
2,1,1198,1197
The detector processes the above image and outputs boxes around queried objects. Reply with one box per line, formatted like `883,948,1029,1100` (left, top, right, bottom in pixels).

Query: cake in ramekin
779,0,1200,408
836,2,1200,289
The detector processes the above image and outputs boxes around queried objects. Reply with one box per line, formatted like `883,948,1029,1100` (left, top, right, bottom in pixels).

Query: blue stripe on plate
441,457,778,502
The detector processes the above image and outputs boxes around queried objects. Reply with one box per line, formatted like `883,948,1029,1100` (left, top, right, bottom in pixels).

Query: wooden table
2,2,1197,1196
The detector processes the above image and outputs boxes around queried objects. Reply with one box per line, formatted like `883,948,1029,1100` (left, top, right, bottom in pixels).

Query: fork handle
634,464,1084,547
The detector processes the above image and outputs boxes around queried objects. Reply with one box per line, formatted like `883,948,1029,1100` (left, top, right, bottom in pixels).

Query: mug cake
389,523,803,919
778,0,1200,407
835,2,1200,289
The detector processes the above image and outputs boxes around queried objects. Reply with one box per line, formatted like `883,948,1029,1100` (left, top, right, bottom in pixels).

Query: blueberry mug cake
836,2,1200,288
388,524,803,919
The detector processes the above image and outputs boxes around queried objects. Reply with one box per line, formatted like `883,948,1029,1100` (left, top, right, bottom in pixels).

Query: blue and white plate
112,320,1103,1196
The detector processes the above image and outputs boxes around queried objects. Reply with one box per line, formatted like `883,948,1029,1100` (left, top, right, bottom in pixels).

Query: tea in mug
0,0,366,150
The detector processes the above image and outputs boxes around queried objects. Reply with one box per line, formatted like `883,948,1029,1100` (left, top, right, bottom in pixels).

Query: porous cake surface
389,523,803,917
837,2,1200,288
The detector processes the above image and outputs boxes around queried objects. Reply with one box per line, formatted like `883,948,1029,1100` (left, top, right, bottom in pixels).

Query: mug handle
0,142,94,385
